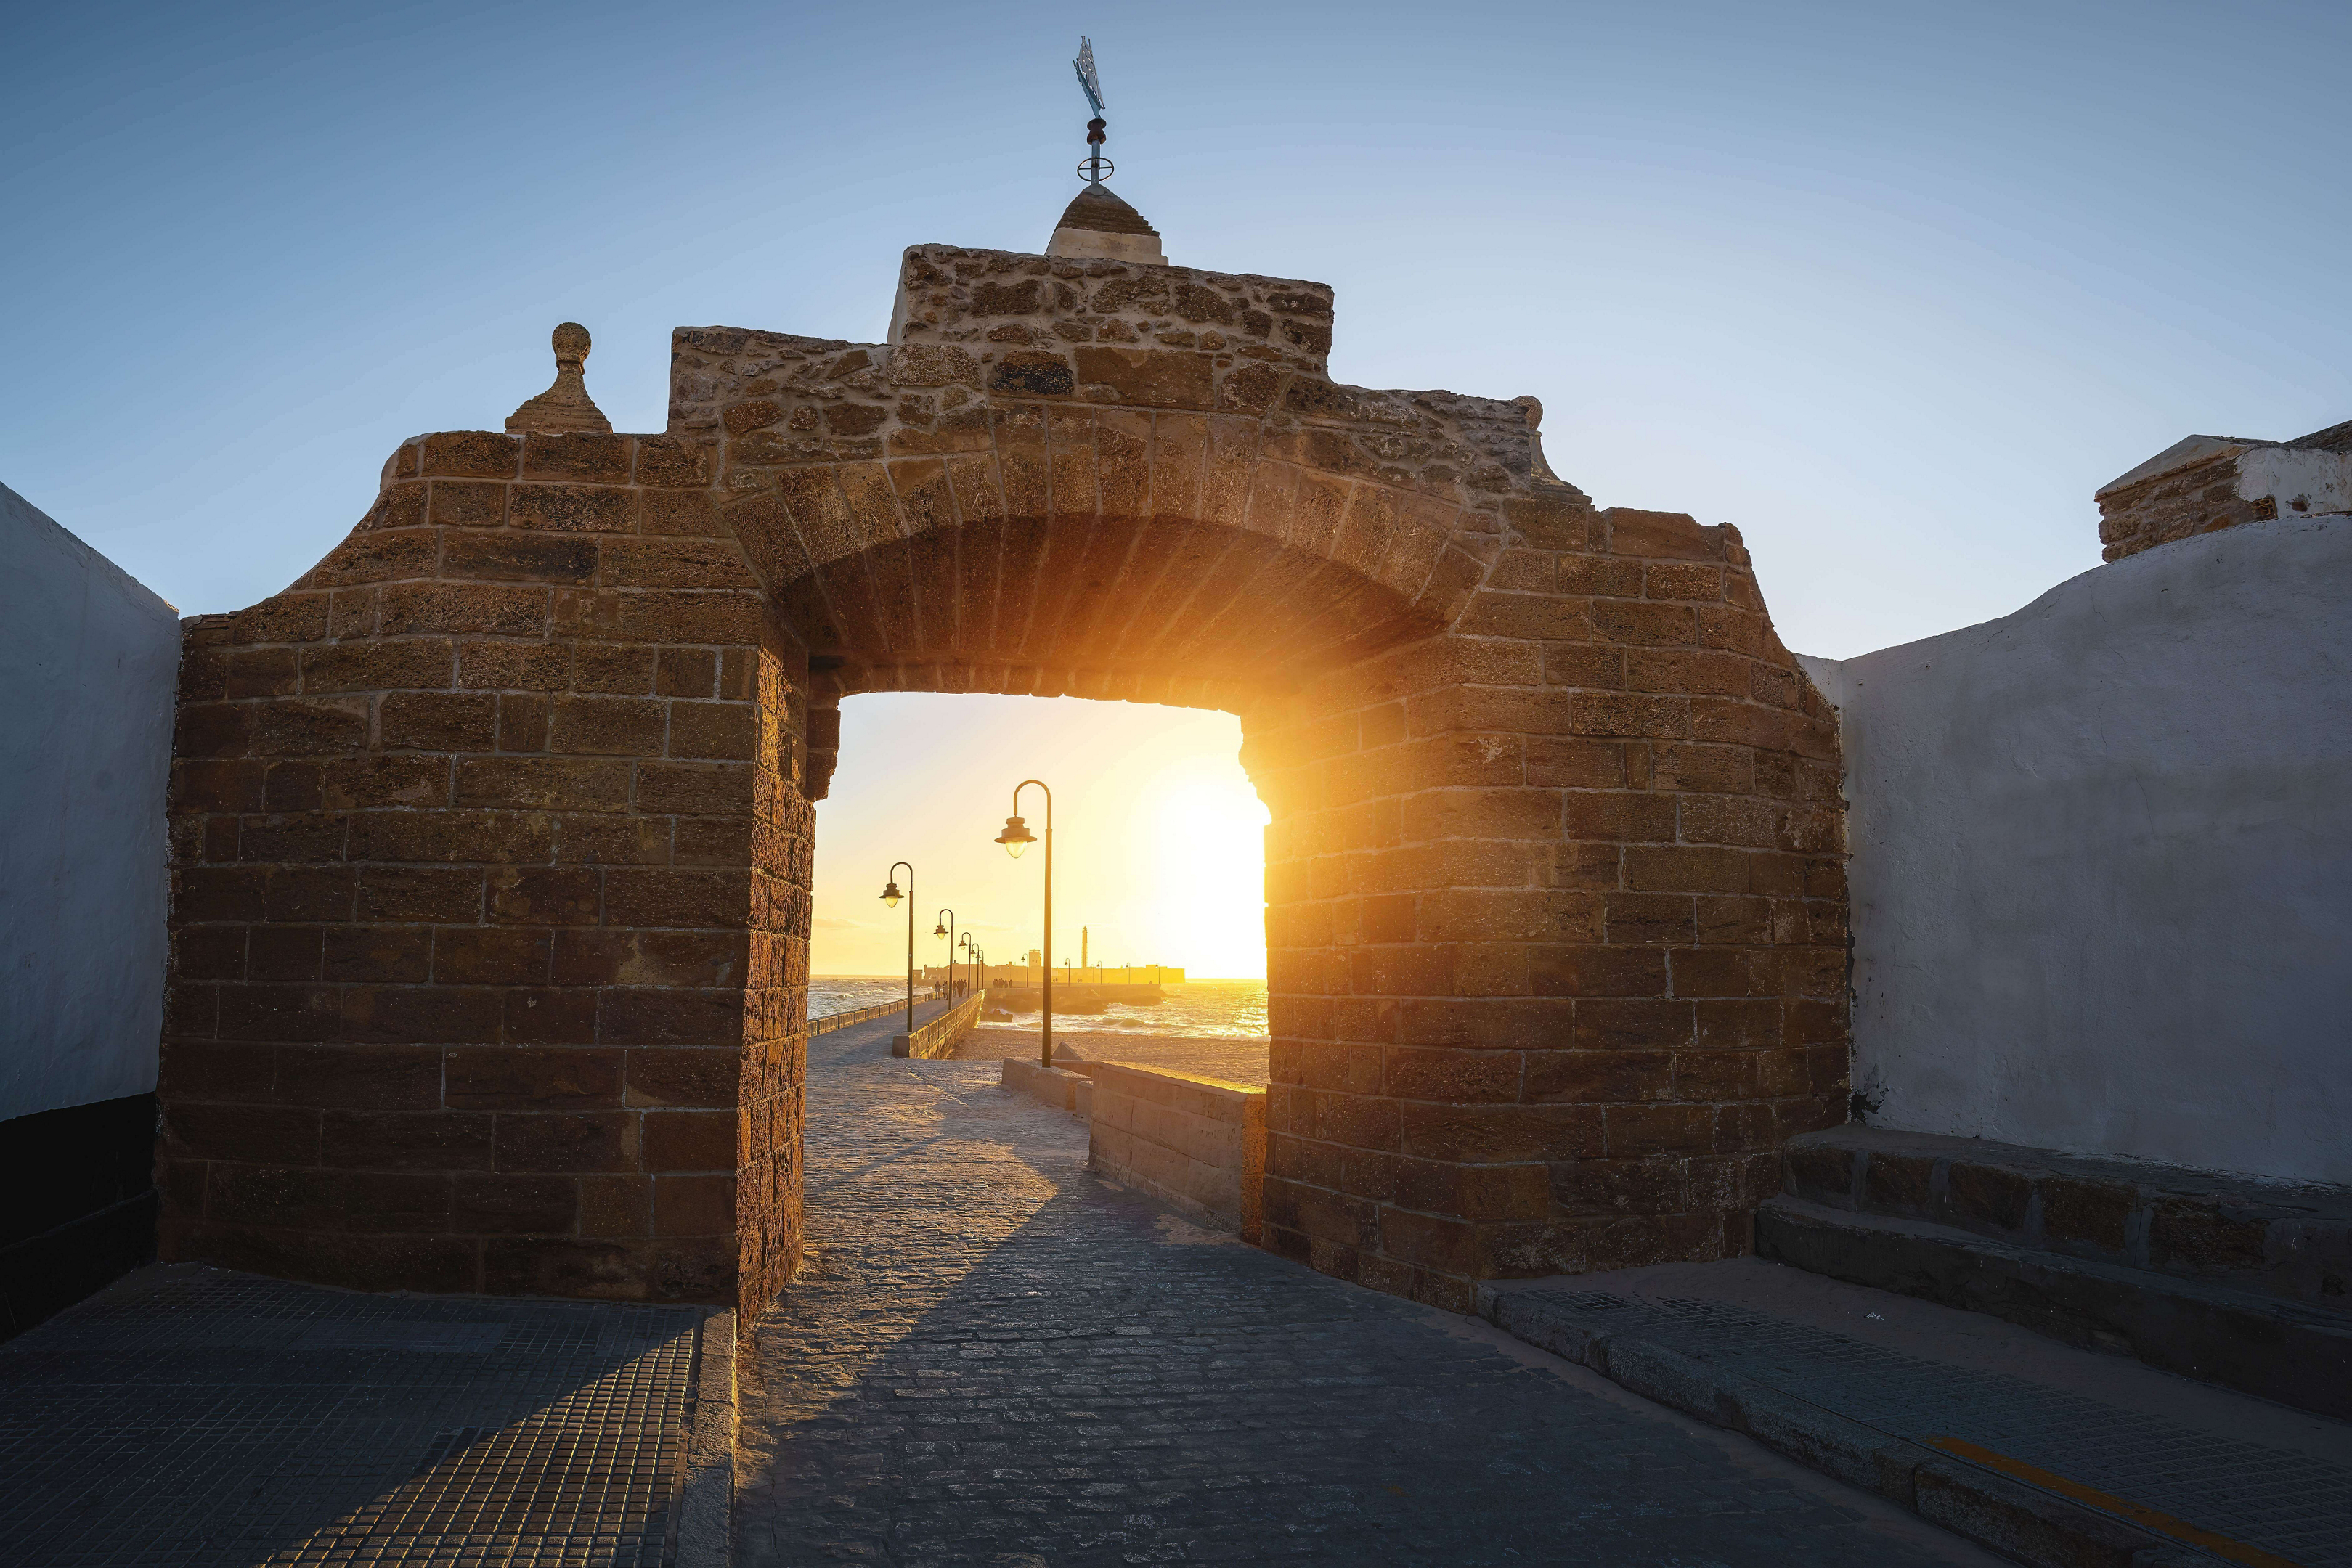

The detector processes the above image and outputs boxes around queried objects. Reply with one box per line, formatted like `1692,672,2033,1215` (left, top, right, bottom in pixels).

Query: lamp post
994,780,1052,1067
932,910,956,1004
879,862,913,1041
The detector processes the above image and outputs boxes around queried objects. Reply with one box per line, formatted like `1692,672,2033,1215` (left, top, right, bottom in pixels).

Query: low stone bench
1001,1057,1090,1114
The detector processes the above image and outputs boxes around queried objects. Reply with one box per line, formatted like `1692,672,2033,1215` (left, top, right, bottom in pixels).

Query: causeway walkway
736,1017,2006,1567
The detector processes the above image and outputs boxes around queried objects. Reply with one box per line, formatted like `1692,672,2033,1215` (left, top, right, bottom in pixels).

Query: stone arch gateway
160,242,1850,1317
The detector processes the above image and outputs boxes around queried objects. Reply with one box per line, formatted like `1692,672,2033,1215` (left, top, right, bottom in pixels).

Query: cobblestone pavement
736,1017,2006,1567
0,1265,699,1567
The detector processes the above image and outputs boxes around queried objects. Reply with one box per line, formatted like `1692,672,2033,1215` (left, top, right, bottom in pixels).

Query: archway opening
807,691,1273,1078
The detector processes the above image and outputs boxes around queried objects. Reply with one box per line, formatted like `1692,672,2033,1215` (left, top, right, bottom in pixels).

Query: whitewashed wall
0,483,182,1121
1802,515,2352,1185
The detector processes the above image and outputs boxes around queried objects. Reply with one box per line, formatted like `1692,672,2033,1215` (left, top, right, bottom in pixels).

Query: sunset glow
809,695,1271,980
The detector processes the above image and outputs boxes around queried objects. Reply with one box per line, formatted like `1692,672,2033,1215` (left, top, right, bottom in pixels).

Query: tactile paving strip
0,1267,699,1567
1525,1291,2352,1567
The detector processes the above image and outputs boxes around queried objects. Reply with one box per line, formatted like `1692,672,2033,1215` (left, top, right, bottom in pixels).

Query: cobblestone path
736,1020,2003,1567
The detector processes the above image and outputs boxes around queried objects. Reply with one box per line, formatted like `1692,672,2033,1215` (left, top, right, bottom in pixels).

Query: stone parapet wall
892,992,985,1058
1088,1063,1267,1243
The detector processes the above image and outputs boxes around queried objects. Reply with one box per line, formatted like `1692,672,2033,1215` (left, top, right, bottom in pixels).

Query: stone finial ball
552,322,592,362
1513,394,1543,428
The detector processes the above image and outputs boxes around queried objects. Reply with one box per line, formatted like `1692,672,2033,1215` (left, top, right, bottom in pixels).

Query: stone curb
675,1307,737,1568
1481,1288,2219,1568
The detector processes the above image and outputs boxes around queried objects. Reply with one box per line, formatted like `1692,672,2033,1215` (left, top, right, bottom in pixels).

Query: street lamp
933,910,955,1003
996,780,1052,1068
880,861,914,1040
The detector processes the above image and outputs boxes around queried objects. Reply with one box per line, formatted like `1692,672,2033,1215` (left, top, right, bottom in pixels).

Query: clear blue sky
6,0,2346,658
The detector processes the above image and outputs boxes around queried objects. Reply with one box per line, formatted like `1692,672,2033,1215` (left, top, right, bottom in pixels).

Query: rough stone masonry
158,230,1850,1318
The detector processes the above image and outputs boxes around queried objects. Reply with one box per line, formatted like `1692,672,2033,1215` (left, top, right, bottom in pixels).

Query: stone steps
1761,1127,2352,1421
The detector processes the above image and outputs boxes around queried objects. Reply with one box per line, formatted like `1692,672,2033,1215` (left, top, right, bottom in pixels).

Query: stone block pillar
1248,505,1848,1312
158,430,809,1315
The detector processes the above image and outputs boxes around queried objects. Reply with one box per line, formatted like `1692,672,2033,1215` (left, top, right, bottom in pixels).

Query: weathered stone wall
158,429,807,1314
158,240,1848,1314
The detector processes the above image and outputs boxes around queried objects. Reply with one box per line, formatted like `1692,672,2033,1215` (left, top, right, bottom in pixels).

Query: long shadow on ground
741,1037,1997,1567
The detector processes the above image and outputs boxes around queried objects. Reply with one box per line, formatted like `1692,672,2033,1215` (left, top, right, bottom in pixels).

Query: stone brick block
1944,1160,2032,1233
441,531,599,584
447,1048,623,1110
502,988,599,1045
321,756,448,810
165,1101,322,1165
320,1110,493,1171
356,867,482,923
245,926,320,973
301,640,454,695
322,926,434,984
340,984,501,1045
603,870,750,929
2148,1199,2268,1273
381,692,497,751
378,582,548,637
625,1047,744,1108
349,810,555,865
2039,1176,2133,1253
422,432,521,478
431,928,552,986
641,1111,738,1171
485,867,601,926
495,1112,638,1173
1863,1152,1934,1215
428,479,508,526
456,757,632,811
654,1174,738,1236
274,1045,443,1110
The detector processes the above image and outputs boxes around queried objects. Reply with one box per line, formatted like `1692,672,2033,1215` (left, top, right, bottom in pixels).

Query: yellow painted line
1924,1436,2308,1568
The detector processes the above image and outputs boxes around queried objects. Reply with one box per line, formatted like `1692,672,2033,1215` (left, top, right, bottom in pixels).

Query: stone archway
158,240,1848,1318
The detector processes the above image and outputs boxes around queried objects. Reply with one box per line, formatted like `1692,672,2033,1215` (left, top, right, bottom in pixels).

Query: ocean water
810,976,1268,1039
808,976,922,1017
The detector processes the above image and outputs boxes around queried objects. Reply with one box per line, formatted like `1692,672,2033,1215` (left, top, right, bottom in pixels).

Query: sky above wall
7,0,2345,976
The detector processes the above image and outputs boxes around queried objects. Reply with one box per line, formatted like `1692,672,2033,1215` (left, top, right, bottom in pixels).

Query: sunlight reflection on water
808,976,1267,1038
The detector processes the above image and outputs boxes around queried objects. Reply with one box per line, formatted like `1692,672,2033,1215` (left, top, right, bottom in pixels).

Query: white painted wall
1801,515,2352,1185
1,483,182,1122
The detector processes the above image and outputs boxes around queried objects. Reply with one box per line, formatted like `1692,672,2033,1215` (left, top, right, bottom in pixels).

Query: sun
1129,763,1271,980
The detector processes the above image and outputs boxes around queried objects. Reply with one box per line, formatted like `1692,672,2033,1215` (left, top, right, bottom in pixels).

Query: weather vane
1073,36,1111,184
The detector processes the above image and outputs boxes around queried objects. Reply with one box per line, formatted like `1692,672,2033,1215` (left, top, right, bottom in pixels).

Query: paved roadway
735,1015,2005,1567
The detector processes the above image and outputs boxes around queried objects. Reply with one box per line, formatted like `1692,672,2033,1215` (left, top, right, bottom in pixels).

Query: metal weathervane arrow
1073,36,1112,184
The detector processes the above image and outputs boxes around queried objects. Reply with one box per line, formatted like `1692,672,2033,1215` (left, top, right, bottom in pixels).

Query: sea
808,976,1268,1040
